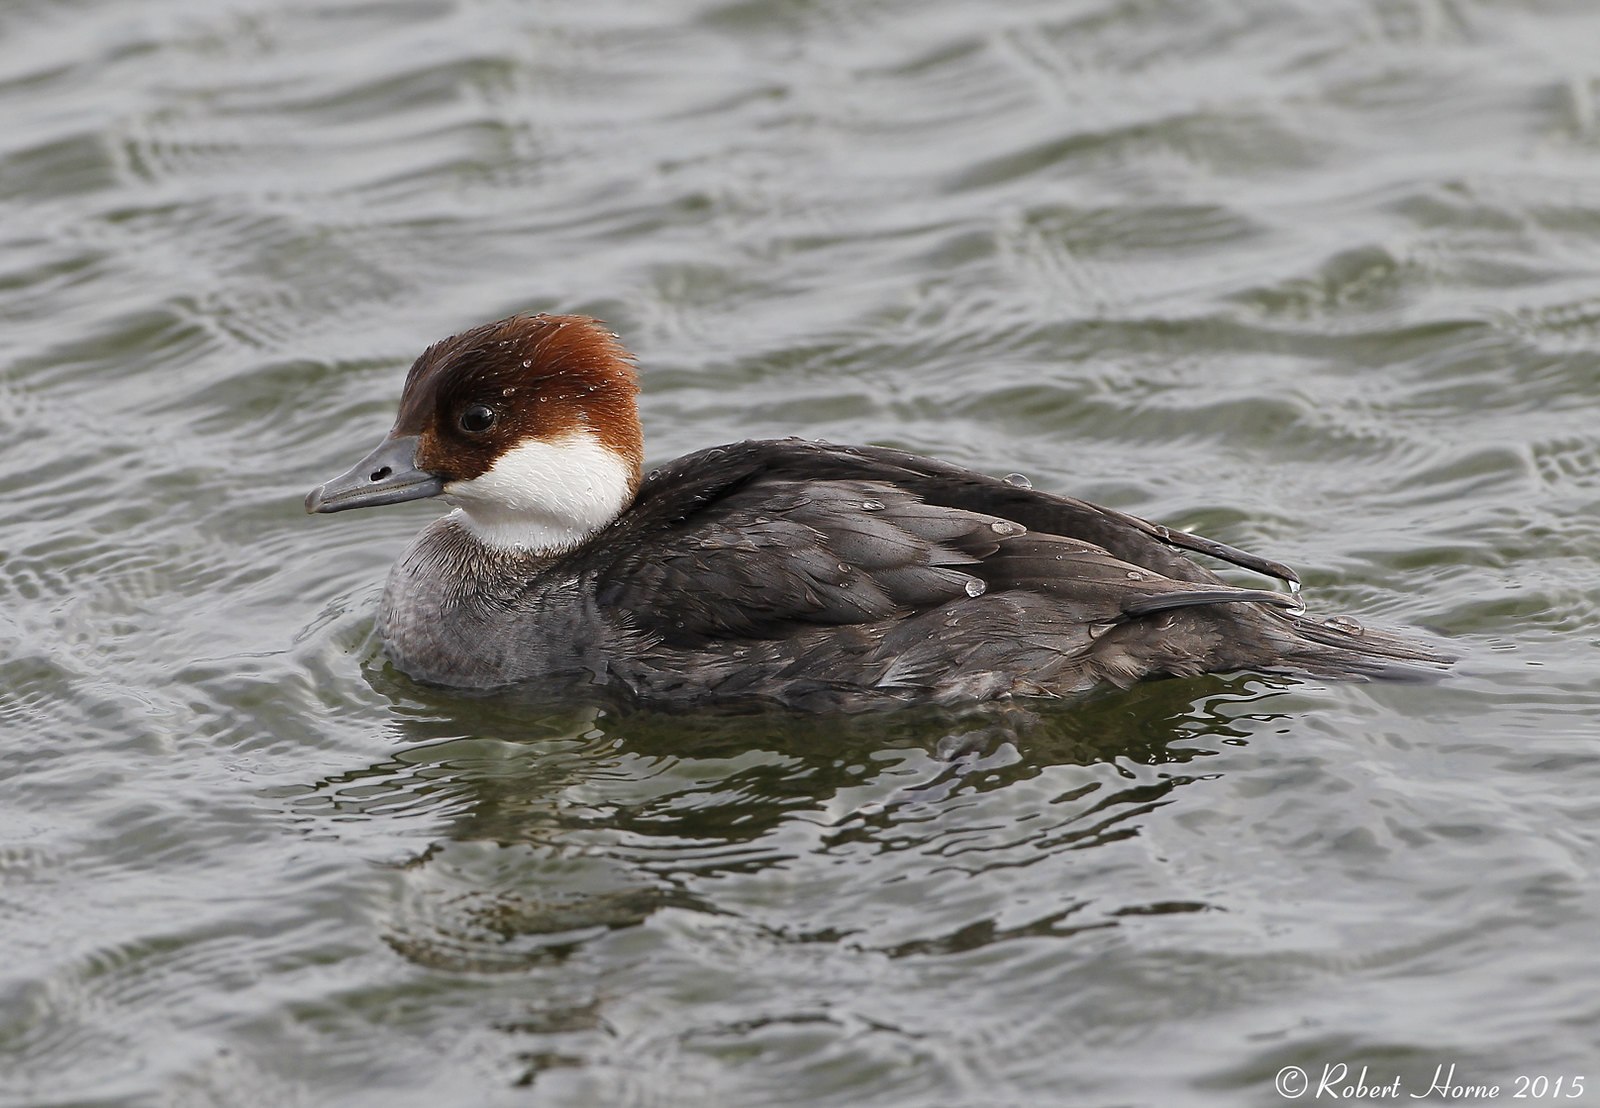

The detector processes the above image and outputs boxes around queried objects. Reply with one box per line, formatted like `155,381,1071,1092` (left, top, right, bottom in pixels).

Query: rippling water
4,1,1599,1104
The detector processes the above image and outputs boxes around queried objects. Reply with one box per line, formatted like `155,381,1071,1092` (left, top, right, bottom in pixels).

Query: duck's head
306,314,643,552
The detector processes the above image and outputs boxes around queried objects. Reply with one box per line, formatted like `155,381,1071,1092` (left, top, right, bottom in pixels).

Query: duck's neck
449,507,609,556
379,514,583,687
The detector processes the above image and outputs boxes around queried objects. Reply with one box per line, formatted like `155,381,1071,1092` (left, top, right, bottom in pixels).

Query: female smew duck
306,314,1449,711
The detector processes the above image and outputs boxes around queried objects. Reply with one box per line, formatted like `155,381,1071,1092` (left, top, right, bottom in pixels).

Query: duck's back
549,439,1448,709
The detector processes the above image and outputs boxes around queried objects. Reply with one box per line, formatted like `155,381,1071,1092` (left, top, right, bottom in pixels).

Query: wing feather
581,440,1294,652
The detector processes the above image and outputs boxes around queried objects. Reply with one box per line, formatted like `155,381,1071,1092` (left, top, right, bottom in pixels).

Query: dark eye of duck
459,404,496,433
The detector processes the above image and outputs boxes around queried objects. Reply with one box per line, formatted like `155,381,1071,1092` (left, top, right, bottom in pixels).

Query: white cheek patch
444,430,635,553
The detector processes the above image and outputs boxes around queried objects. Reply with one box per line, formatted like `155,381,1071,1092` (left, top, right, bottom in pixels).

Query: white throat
443,430,635,553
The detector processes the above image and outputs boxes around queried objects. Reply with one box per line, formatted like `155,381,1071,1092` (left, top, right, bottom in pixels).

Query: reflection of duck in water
307,314,1450,710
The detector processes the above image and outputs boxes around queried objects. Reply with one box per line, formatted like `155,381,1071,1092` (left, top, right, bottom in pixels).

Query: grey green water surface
3,1,1599,1105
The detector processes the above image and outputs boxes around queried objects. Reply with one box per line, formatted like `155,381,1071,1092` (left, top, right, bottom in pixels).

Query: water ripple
3,0,1600,1104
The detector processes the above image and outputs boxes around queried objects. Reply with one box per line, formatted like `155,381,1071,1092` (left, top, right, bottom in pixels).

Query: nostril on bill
371,466,392,482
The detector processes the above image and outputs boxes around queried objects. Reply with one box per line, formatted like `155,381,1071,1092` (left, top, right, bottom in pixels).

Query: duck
305,313,1450,711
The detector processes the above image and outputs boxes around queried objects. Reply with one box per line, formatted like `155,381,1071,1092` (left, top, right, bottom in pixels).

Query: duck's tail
1268,612,1456,682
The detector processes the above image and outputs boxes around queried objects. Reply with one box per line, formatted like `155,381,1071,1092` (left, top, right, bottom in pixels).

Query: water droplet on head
861,499,885,511
1003,472,1032,489
964,578,987,598
522,359,532,368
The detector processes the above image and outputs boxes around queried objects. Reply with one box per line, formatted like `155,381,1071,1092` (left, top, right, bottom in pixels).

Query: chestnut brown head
306,314,644,553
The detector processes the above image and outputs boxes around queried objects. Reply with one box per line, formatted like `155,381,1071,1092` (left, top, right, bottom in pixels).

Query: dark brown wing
789,441,1302,587
581,440,1297,648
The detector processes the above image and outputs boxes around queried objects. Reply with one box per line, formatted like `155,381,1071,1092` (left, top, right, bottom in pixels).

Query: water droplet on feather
1285,580,1307,613
1003,472,1032,489
861,499,885,511
964,578,987,597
